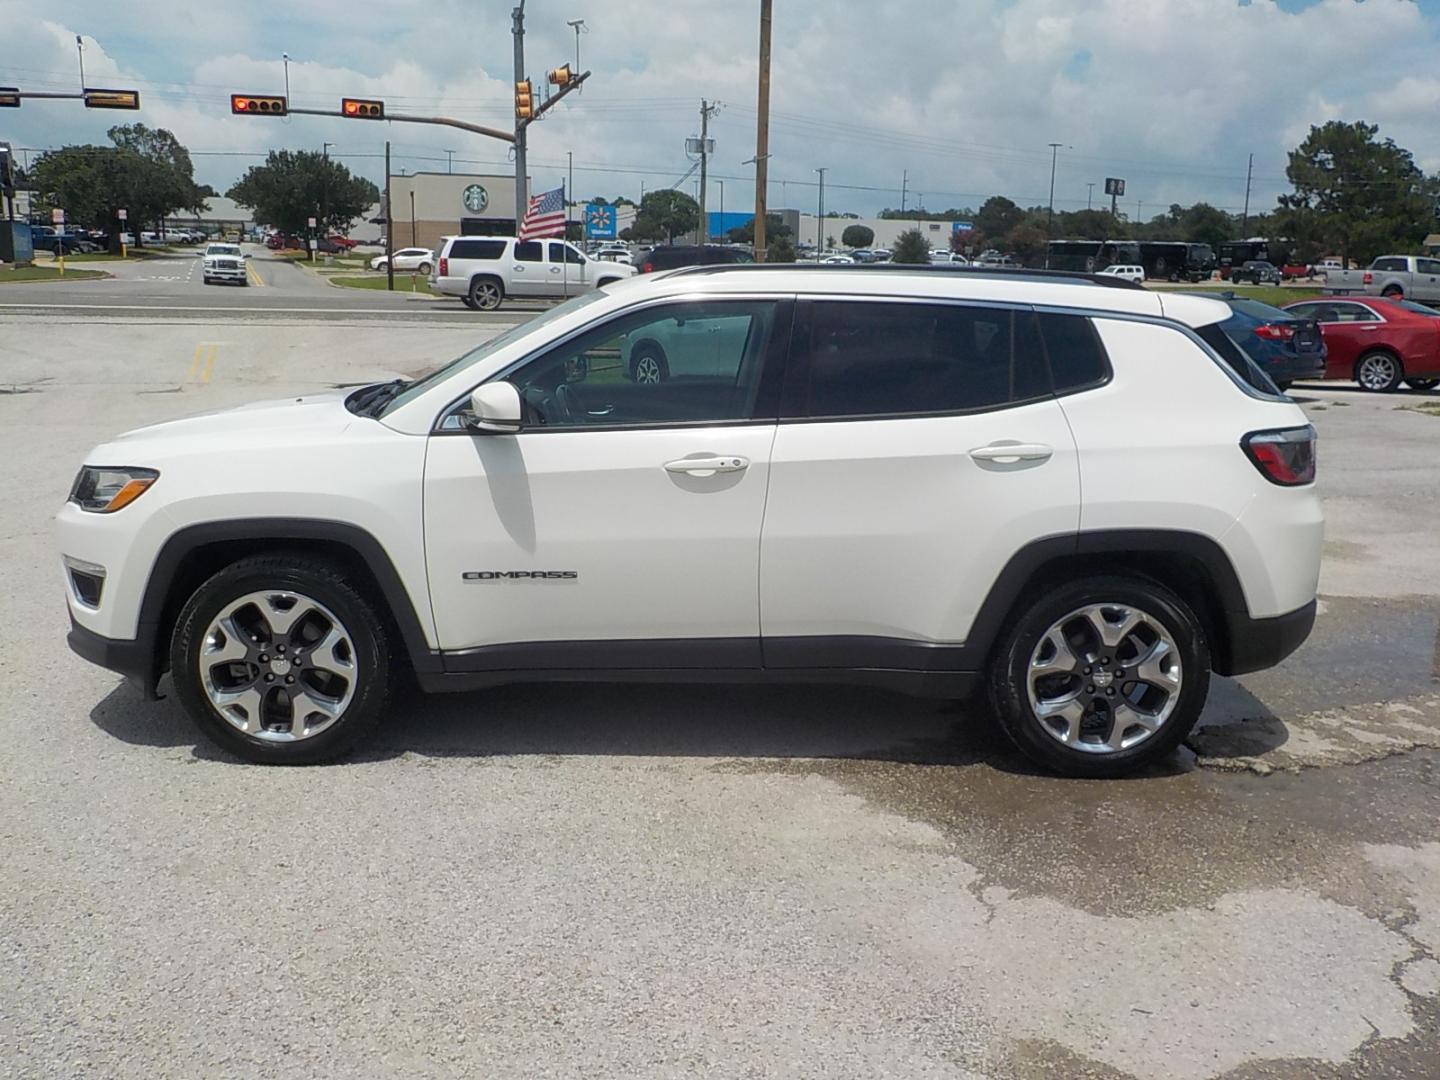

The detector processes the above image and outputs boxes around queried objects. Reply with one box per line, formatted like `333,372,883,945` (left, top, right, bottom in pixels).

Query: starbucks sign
462,184,489,213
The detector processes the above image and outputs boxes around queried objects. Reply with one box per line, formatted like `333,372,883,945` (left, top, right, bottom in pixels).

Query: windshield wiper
348,378,408,418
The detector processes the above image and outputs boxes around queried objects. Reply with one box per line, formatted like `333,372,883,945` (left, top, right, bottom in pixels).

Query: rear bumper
1217,599,1316,676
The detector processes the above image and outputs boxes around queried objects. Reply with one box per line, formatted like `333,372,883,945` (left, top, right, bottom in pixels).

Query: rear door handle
969,442,1053,464
664,455,750,477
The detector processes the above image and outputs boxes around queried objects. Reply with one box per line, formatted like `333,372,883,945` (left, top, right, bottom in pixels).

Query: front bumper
67,617,159,697
1217,599,1317,676
205,263,246,280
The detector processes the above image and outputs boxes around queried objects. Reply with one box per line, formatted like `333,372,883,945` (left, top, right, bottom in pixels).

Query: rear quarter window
448,239,506,261
1037,312,1110,393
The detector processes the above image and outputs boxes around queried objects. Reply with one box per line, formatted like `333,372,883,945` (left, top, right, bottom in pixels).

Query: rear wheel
1382,285,1404,300
989,576,1209,778
1356,350,1403,392
469,276,503,311
629,343,669,384
1405,378,1438,391
169,556,392,765
417,261,432,275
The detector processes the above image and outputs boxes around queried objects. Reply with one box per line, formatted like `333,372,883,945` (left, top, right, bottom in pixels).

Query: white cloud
1,0,1437,217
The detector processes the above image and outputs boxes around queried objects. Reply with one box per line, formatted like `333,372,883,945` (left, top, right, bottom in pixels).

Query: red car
1282,296,1440,392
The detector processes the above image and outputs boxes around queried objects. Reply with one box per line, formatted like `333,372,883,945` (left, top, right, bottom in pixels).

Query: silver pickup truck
1324,255,1440,301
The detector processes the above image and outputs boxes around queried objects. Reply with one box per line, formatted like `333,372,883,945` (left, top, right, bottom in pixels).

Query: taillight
1363,272,1373,285
1242,426,1316,486
641,261,654,273
1253,323,1296,342
438,256,448,276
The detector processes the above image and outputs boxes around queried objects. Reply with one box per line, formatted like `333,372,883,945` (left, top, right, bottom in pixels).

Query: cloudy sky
2,0,1439,220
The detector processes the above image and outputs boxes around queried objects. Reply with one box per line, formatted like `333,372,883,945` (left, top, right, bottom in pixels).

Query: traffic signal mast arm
520,69,590,128
289,105,516,143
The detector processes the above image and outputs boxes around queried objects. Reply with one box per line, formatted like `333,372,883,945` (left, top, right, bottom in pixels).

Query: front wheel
1356,350,1403,392
988,576,1210,778
629,343,669,384
169,556,392,764
1405,377,1439,391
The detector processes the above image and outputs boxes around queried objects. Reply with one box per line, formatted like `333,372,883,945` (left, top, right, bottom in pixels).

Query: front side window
514,241,543,263
786,302,1050,419
1419,259,1440,276
1038,312,1110,392
493,300,783,430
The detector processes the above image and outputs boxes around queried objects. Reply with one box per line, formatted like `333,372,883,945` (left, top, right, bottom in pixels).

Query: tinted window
549,243,585,264
514,241,543,262
1037,312,1109,392
1397,299,1440,317
501,300,781,429
449,239,506,260
1196,323,1278,395
791,302,1048,419
1285,303,1322,319
1419,259,1440,276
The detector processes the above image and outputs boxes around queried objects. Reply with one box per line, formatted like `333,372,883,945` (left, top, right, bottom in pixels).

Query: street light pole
567,19,587,84
1046,141,1063,267
1087,182,1095,210
815,167,827,253
282,53,290,101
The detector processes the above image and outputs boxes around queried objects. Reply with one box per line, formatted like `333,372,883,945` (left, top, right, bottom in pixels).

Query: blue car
1186,293,1326,391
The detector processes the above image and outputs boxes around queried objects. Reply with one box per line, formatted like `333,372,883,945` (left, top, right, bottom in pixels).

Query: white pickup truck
1323,255,1440,301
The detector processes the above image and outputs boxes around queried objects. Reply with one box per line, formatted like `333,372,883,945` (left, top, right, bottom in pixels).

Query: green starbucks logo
462,184,489,213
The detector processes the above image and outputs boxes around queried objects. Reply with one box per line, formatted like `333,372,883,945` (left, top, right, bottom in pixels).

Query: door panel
424,426,775,653
509,240,546,297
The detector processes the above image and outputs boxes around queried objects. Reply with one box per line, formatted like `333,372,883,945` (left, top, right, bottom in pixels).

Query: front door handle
969,442,1053,464
513,265,525,271
550,267,561,274
664,455,750,477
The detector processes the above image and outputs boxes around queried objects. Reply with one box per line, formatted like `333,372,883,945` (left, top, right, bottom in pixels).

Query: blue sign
951,220,974,233
584,203,617,240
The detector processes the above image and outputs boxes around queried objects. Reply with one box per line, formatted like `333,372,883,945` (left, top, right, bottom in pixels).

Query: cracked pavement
1,302,1437,1078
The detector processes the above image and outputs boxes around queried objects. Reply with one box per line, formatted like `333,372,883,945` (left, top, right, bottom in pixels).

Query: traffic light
342,97,384,119
230,94,288,116
83,88,141,110
0,87,19,108
547,65,573,87
514,79,534,120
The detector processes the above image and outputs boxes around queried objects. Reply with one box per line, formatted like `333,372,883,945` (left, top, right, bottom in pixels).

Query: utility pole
512,1,528,233
815,167,827,252
1046,142,1062,267
1087,182,1095,210
565,150,573,299
410,189,417,247
1241,152,1254,236
753,0,772,262
385,140,394,292
698,100,717,244
901,169,908,214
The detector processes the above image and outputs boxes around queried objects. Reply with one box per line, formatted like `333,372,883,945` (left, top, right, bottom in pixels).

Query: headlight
69,466,159,513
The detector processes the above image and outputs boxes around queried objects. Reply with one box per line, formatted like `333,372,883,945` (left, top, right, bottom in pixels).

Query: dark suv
638,245,754,273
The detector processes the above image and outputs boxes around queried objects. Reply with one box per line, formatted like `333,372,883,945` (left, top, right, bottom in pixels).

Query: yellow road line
186,343,204,382
201,343,217,383
248,261,265,287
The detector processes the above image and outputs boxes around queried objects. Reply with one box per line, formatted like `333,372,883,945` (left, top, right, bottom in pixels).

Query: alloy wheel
1026,603,1183,754
1357,354,1398,391
634,354,663,384
199,590,358,742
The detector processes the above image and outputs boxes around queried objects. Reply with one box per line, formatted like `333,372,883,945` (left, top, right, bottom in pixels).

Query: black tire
1355,350,1404,392
169,555,392,765
469,275,504,311
628,342,670,384
417,262,432,275
1405,378,1439,391
1382,285,1404,299
988,575,1210,778
461,294,479,310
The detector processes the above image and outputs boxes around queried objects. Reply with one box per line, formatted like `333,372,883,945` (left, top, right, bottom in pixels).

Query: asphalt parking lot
2,288,1438,1078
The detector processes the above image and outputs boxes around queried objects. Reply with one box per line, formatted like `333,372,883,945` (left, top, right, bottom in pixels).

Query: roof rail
657,263,1147,289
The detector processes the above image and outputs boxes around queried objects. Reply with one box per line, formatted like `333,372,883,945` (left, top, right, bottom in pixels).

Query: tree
623,189,700,244
227,150,380,235
728,213,790,245
891,228,930,264
767,234,797,262
841,223,874,248
974,196,1025,243
28,124,208,250
1276,120,1436,266
1006,223,1049,265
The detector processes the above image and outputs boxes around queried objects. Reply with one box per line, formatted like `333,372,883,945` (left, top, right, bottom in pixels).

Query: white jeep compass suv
429,235,637,311
58,267,1322,776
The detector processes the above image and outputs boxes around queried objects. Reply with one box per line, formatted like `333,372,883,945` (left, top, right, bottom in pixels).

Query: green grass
0,265,108,283
1151,283,1324,308
330,274,440,296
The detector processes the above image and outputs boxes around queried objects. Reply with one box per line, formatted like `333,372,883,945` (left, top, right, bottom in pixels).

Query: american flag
519,185,566,241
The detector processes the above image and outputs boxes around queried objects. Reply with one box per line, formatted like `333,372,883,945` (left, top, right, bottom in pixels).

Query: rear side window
448,239,506,261
1196,323,1279,396
787,302,1049,419
514,241,543,262
1037,312,1110,393
1372,257,1405,272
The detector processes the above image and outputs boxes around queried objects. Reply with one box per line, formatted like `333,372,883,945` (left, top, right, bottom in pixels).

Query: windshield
379,290,609,417
207,245,241,256
1398,299,1440,317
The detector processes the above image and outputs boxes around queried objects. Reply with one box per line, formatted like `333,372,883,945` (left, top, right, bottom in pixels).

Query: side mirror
468,381,523,434
243,253,252,259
